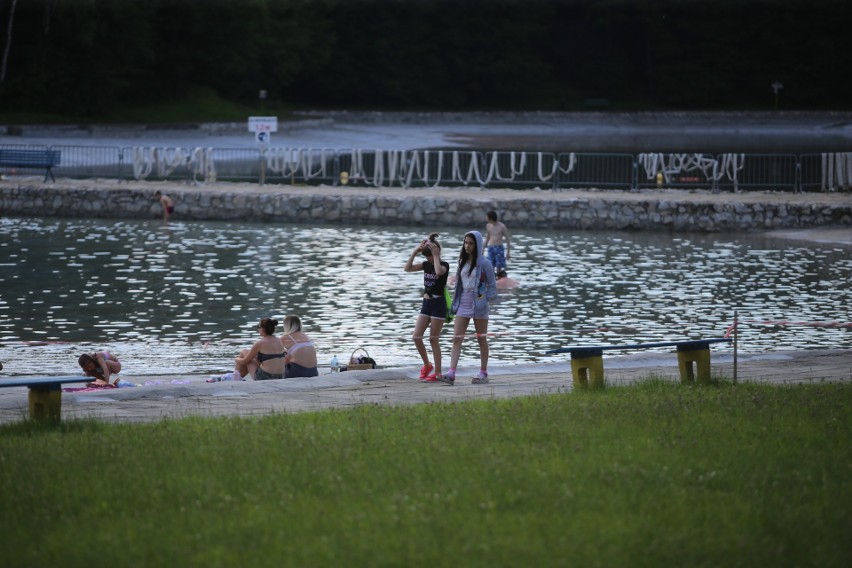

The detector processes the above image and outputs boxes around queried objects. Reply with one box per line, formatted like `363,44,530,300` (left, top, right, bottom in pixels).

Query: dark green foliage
0,0,850,118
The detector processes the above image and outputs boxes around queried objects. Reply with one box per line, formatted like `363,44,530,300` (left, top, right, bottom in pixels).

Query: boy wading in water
485,211,510,279
154,191,174,221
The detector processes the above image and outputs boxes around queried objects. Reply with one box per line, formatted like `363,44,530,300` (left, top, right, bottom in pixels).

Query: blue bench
545,338,732,388
0,376,94,421
0,148,61,182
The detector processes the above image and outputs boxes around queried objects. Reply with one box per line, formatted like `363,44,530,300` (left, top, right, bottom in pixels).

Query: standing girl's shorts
455,290,477,318
420,296,447,319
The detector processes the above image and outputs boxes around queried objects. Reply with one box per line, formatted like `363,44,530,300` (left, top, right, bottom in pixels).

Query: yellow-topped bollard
570,349,605,389
29,386,62,422
1,376,96,422
677,344,713,384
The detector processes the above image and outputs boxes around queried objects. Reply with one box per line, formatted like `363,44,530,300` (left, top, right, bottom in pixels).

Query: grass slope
1,380,850,567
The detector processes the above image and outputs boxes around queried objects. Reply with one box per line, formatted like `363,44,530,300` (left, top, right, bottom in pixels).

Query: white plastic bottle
330,355,339,373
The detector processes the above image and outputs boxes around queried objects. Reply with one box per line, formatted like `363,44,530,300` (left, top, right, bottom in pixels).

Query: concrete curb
2,350,850,424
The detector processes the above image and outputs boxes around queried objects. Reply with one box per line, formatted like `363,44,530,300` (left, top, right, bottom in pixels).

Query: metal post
795,159,802,194
118,147,125,183
631,159,638,192
733,310,738,385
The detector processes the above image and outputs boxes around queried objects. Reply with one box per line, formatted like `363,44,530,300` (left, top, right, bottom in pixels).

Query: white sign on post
249,117,276,150
255,130,271,148
248,116,278,133
249,117,277,184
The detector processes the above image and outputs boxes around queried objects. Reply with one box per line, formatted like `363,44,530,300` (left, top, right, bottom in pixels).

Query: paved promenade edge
1,349,850,424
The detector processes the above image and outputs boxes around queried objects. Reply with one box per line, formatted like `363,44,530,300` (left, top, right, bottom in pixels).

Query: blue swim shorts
487,245,506,270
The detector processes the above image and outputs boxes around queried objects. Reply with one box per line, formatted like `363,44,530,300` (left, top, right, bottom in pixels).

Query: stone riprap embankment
1,181,850,232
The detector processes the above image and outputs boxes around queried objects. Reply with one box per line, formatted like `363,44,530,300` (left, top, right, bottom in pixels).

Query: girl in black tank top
403,233,450,383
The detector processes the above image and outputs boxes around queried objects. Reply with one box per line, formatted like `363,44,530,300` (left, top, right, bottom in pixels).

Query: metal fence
721,154,799,192
560,152,634,190
54,145,123,179
800,153,852,193
1,143,850,193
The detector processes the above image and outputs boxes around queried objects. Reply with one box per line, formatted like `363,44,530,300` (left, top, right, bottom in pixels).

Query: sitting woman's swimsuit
285,340,314,354
255,367,283,381
282,337,319,378
256,351,286,380
85,351,120,381
285,362,319,378
256,351,286,363
92,351,119,365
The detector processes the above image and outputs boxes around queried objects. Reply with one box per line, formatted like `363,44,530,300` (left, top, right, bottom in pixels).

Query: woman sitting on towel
235,317,287,380
280,315,319,378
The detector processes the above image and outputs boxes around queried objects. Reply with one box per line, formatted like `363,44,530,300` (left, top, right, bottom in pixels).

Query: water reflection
1,217,849,376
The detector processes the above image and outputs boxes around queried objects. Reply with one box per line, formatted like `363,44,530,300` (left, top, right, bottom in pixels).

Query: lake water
1,217,850,377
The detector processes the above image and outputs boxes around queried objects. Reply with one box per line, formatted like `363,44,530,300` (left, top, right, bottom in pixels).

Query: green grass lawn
1,380,850,567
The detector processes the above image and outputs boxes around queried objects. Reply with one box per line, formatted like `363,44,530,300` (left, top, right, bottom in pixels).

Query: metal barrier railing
265,148,336,185
479,152,559,189
800,152,852,193
119,146,214,183
400,150,475,188
635,153,722,191
207,148,260,183
2,143,851,193
53,145,123,179
799,154,823,193
336,149,400,187
335,149,494,189
558,152,634,190
717,153,798,192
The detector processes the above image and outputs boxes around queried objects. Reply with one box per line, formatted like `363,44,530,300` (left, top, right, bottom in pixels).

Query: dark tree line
1,0,849,117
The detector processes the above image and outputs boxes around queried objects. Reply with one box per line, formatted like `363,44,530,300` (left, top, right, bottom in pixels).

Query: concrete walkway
1,349,850,424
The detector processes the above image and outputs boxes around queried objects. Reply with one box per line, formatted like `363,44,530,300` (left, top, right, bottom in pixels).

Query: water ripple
0,217,849,376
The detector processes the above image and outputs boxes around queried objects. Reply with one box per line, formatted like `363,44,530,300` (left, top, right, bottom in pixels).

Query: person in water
234,317,287,380
154,190,174,221
78,350,122,386
279,315,319,378
484,210,510,279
